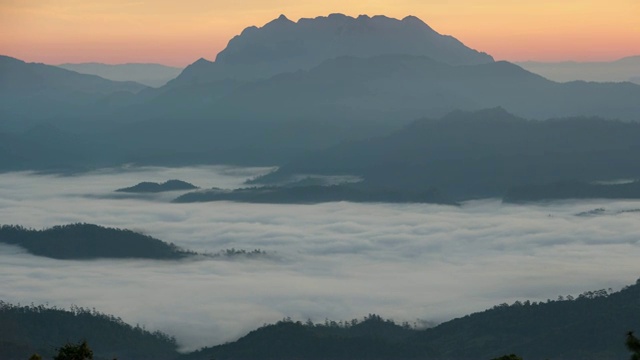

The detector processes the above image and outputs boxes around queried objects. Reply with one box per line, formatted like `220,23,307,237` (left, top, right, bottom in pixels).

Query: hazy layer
1,167,639,352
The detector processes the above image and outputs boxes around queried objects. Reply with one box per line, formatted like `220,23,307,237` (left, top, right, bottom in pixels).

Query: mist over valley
1,7,640,360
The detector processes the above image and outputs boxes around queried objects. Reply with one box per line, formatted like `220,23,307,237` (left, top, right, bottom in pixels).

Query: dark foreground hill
188,279,640,360
0,223,192,260
0,302,179,360
257,108,640,200
2,279,639,360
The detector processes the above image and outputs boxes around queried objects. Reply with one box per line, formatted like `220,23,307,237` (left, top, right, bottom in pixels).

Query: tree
53,340,93,360
491,355,523,360
627,331,640,360
28,354,43,360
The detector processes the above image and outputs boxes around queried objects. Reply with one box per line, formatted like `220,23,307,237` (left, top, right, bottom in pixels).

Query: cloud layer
1,166,639,351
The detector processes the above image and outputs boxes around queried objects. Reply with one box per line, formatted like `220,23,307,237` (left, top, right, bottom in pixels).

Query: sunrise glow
1,0,639,66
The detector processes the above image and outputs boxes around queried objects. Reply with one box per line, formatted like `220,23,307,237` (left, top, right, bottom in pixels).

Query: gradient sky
1,0,638,66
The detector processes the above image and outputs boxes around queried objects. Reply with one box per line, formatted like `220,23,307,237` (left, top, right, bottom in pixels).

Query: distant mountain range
1,14,640,172
58,62,183,87
256,108,640,200
170,13,493,86
0,55,147,130
517,56,640,84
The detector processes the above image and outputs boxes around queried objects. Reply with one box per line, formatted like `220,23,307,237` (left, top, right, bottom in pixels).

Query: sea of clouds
1,166,639,351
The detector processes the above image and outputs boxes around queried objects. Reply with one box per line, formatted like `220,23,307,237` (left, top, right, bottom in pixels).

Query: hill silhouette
170,13,493,86
0,55,146,126
255,108,640,200
2,16,640,171
86,55,640,170
0,224,193,260
58,62,182,87
186,279,640,360
0,302,179,360
116,179,198,193
2,279,639,359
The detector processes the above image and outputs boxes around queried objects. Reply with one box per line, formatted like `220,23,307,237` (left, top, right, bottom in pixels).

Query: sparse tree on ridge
53,340,93,360
491,355,523,360
627,331,640,360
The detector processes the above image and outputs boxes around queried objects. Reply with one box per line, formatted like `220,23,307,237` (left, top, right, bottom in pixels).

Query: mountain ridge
57,62,182,87
169,13,493,86
0,55,147,126
255,108,640,199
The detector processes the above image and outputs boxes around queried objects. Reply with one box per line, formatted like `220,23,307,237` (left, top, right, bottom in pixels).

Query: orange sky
0,0,638,66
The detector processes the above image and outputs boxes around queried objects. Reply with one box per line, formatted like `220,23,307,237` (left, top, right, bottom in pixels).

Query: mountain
116,179,198,193
0,125,90,172
0,55,147,126
3,18,640,171
185,279,640,360
3,279,639,359
0,223,194,260
517,55,640,84
58,62,183,87
173,54,640,121
0,302,179,360
414,280,640,359
170,13,493,86
255,108,640,200
84,54,640,170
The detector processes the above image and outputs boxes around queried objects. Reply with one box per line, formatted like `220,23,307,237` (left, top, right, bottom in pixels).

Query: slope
0,55,147,125
256,108,640,199
58,62,183,87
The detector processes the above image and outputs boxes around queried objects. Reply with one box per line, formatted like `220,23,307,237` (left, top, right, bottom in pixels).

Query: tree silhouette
491,355,523,360
627,331,640,360
53,340,93,360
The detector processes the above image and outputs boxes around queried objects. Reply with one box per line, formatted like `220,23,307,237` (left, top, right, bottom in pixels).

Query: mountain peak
402,15,430,29
173,14,493,85
265,14,294,28
192,57,213,66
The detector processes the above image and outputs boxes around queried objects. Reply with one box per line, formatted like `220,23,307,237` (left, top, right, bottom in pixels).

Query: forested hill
0,301,179,360
116,179,198,193
0,223,193,260
1,279,638,359
415,279,640,359
256,108,640,200
187,279,640,360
